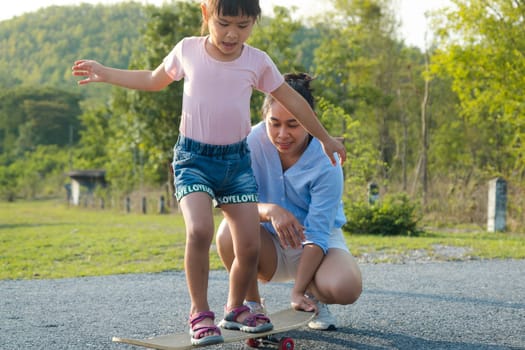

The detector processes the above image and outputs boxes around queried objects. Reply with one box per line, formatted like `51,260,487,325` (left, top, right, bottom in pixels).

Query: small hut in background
67,170,106,206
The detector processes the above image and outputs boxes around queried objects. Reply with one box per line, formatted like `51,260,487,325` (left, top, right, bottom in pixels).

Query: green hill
0,2,149,101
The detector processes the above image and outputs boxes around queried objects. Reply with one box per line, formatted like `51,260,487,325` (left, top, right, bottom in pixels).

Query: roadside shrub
344,193,422,236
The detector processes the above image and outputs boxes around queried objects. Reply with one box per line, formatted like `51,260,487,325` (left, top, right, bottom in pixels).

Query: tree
249,6,304,73
248,5,305,121
313,0,411,184
6,145,69,200
432,0,525,177
104,2,201,196
317,97,380,201
0,87,82,159
74,105,112,170
0,3,147,101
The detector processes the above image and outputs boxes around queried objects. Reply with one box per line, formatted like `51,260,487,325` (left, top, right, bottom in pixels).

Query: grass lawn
1,199,524,280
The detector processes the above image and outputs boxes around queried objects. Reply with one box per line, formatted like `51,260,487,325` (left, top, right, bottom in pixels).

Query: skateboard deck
112,308,315,350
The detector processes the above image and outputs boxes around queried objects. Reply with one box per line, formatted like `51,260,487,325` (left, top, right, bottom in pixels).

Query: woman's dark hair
201,0,261,34
262,73,315,117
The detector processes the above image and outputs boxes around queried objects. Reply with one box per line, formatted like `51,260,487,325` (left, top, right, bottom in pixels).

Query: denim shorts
172,135,259,206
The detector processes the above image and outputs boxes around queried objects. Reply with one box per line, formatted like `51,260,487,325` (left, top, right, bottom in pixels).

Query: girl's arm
290,244,323,312
258,202,320,312
270,82,346,165
289,155,345,309
72,60,173,91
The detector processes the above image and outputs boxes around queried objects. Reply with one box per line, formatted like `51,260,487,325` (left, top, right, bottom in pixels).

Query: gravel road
1,260,524,349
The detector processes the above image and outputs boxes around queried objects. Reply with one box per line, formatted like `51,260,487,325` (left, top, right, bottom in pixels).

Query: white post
487,178,507,232
71,180,80,206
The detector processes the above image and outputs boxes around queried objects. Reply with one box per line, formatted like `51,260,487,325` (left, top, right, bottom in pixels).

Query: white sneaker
308,302,337,330
244,298,267,315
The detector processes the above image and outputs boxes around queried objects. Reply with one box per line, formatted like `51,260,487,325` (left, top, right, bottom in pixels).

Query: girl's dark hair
202,0,261,34
262,73,315,117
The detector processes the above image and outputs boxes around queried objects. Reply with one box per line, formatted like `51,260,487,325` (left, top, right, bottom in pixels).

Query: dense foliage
0,2,147,100
345,193,421,236
0,0,523,231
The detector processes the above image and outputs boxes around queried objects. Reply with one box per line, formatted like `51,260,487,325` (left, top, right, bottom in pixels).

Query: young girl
72,0,345,346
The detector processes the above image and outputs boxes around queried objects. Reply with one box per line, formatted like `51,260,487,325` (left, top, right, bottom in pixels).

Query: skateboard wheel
279,337,294,350
246,338,260,348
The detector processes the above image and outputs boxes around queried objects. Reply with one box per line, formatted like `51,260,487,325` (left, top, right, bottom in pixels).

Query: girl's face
265,102,310,161
201,4,255,61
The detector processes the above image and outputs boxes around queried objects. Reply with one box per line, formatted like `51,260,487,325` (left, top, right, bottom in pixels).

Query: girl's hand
321,136,346,165
290,291,317,313
71,60,105,85
267,205,305,249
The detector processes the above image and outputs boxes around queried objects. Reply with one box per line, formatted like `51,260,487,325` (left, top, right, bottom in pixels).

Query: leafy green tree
105,2,201,194
0,62,21,87
426,0,525,228
0,164,17,201
74,105,112,170
432,0,525,176
313,0,409,182
0,3,147,101
0,87,81,159
317,96,380,201
249,6,304,73
248,6,305,122
7,145,69,199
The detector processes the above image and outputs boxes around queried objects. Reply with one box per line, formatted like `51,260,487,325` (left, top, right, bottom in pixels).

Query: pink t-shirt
163,36,284,145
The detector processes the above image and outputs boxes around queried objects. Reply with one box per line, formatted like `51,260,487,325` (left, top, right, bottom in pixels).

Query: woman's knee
216,219,232,248
339,274,362,304
216,219,236,268
319,276,361,305
315,250,363,304
338,261,363,304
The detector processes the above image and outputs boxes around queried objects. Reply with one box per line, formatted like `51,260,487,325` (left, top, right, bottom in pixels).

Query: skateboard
112,308,315,350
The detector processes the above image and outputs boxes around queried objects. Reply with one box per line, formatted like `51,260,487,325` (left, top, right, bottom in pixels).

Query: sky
0,0,452,49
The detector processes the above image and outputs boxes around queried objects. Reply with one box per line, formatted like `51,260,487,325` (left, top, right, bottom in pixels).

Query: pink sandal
188,311,223,346
219,305,273,333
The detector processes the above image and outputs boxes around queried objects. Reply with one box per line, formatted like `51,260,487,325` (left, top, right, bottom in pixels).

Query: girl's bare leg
216,220,278,303
221,202,263,321
218,217,361,306
179,192,215,329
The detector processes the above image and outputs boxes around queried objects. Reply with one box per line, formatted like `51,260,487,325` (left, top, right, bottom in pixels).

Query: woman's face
265,101,310,158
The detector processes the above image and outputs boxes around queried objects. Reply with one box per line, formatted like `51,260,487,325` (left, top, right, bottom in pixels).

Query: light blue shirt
248,122,347,254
